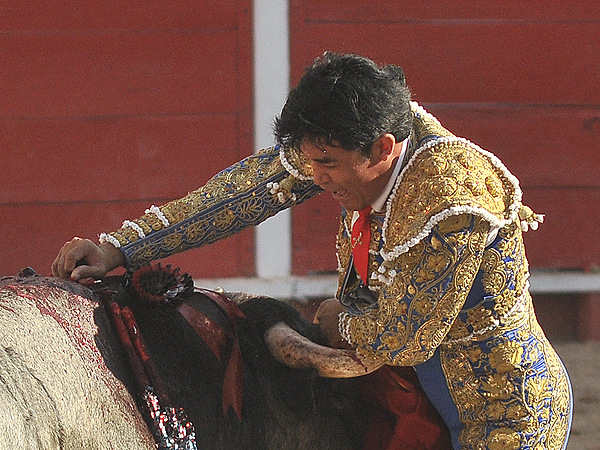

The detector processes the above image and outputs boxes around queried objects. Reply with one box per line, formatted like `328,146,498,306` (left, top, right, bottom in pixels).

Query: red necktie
352,206,372,284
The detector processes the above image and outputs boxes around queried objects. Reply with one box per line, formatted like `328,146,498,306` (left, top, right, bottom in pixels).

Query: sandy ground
554,341,600,450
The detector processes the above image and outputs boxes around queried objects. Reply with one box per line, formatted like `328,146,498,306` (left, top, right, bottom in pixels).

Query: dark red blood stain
4,284,106,371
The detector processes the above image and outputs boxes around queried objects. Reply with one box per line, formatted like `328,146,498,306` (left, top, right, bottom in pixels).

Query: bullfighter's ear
369,133,397,164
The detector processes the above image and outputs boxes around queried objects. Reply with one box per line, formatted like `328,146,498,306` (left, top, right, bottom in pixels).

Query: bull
0,266,391,450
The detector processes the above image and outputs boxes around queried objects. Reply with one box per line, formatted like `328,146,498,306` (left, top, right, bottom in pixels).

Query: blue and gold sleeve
100,146,321,268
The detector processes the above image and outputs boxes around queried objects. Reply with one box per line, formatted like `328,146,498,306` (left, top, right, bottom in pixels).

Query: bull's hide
0,269,367,450
0,269,155,449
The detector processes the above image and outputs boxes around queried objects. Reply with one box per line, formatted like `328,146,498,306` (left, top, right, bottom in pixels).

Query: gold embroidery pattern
343,216,489,365
333,104,569,449
439,217,570,449
280,146,314,179
384,139,516,257
440,295,571,450
337,105,518,361
411,102,454,145
108,147,321,267
447,222,529,343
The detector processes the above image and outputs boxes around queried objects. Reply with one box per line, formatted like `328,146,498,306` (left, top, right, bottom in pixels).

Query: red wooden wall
0,1,254,278
1,1,599,281
289,0,600,274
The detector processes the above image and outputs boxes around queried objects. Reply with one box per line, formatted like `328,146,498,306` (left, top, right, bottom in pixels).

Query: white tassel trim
145,205,170,228
521,214,544,232
378,131,523,266
519,206,545,232
381,205,513,263
267,181,297,203
338,312,354,345
122,220,146,239
279,147,313,181
98,232,121,248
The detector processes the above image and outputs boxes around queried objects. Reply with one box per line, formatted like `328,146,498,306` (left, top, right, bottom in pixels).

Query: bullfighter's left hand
313,298,353,350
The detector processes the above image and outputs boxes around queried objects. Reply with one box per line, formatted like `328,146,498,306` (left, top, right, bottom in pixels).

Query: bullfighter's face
300,135,398,212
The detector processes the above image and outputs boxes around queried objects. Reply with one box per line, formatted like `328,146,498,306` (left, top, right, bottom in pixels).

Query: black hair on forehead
275,52,412,156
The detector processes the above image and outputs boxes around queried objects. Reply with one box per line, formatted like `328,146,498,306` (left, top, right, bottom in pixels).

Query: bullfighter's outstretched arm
103,146,320,268
52,146,321,280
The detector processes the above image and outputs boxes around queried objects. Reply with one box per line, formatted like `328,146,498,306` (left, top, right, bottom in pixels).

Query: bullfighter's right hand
51,237,125,282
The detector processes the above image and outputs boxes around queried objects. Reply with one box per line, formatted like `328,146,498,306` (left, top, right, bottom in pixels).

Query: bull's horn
265,322,383,378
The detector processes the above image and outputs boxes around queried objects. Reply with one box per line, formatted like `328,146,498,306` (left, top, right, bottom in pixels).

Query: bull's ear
17,267,38,277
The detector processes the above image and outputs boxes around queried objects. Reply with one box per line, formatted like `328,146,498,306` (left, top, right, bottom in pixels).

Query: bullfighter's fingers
51,237,79,278
67,239,108,281
52,237,95,280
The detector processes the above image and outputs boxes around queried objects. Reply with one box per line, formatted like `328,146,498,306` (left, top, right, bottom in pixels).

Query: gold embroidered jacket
102,103,571,450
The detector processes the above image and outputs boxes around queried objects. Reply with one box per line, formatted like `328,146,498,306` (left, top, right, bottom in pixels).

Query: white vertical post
253,0,292,278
